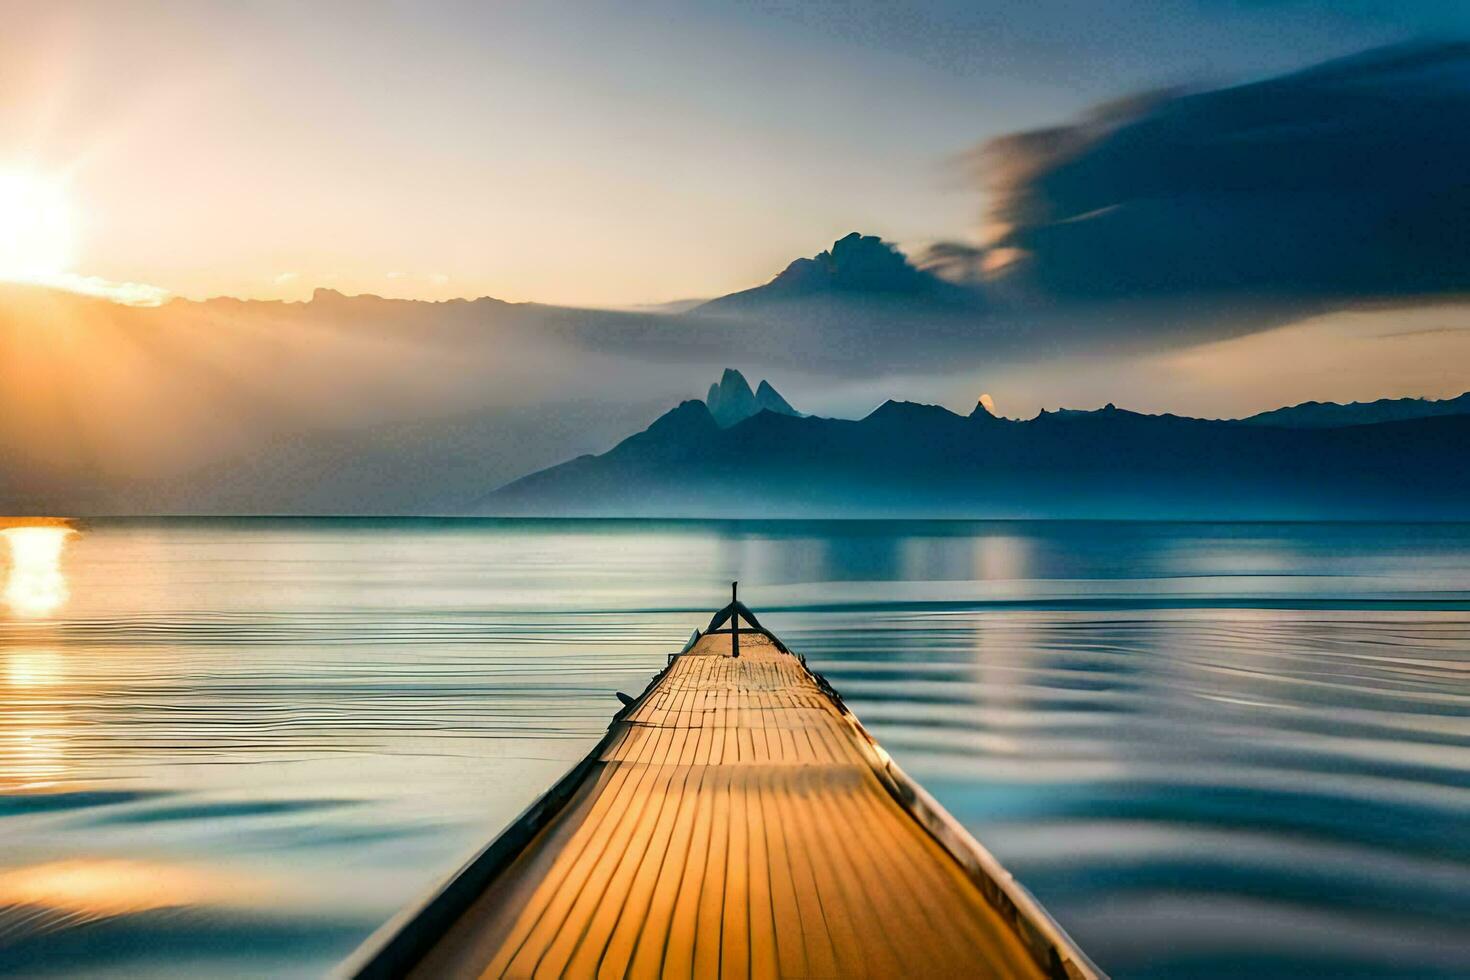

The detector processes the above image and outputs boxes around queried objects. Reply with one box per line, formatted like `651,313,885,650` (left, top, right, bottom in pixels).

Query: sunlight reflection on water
0,518,1467,978
1,524,75,619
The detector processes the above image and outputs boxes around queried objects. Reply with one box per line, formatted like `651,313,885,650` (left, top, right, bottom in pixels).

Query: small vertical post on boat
731,581,740,658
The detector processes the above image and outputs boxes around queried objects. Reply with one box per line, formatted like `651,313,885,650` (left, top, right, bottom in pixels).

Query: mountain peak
645,399,718,437
699,233,969,314
771,232,933,295
705,369,801,427
718,367,752,391
706,369,755,427
755,379,798,417
865,399,964,425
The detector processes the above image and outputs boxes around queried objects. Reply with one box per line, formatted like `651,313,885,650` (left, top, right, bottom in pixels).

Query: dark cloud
964,43,1470,303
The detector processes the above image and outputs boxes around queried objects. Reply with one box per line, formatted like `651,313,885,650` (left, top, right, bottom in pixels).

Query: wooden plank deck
390,628,1071,979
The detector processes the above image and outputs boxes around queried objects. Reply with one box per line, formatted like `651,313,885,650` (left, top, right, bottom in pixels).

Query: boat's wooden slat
770,765,838,978
563,730,690,977
406,630,1051,979
746,770,779,979
721,767,752,979
619,681,707,975
491,702,673,976
660,764,715,978
786,769,868,979
692,765,730,977
620,762,706,978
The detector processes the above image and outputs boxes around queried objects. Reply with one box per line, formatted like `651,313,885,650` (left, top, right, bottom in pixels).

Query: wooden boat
343,586,1101,979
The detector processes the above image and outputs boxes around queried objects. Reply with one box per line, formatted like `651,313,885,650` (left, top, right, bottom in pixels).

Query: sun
0,172,78,282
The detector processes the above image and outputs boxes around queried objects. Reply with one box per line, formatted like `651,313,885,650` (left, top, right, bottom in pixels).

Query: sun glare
2,525,76,618
0,172,78,282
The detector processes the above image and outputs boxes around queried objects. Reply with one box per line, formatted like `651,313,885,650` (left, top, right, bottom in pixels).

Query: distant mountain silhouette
482,395,1470,519
705,369,801,427
4,278,1462,517
700,233,969,312
705,369,757,426
687,233,998,372
1237,391,1470,428
756,379,799,417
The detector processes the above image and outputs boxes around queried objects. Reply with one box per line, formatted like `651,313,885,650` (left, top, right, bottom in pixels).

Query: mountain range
1,232,1465,516
482,373,1470,519
0,235,973,515
1237,391,1470,428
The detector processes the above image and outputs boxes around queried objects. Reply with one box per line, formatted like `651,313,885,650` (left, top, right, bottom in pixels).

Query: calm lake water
1,519,1467,978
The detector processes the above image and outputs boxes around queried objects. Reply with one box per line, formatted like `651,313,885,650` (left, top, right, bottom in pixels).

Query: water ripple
2,519,1468,977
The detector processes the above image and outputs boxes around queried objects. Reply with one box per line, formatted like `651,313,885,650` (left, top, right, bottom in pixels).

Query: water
1,519,1467,978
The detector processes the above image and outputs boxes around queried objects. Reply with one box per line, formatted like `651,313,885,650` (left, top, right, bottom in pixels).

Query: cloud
961,43,1470,304
33,272,169,307
274,272,300,284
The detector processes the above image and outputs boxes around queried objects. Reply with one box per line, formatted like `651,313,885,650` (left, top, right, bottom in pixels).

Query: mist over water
1,519,1467,978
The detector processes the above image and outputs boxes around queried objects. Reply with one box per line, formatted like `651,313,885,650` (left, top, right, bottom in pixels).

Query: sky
3,0,1467,307
1,1,1469,513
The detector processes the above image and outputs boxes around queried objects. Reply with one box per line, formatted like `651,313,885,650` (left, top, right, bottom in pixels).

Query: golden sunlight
0,172,78,282
1,521,77,618
6,648,63,688
0,859,269,921
4,723,67,791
